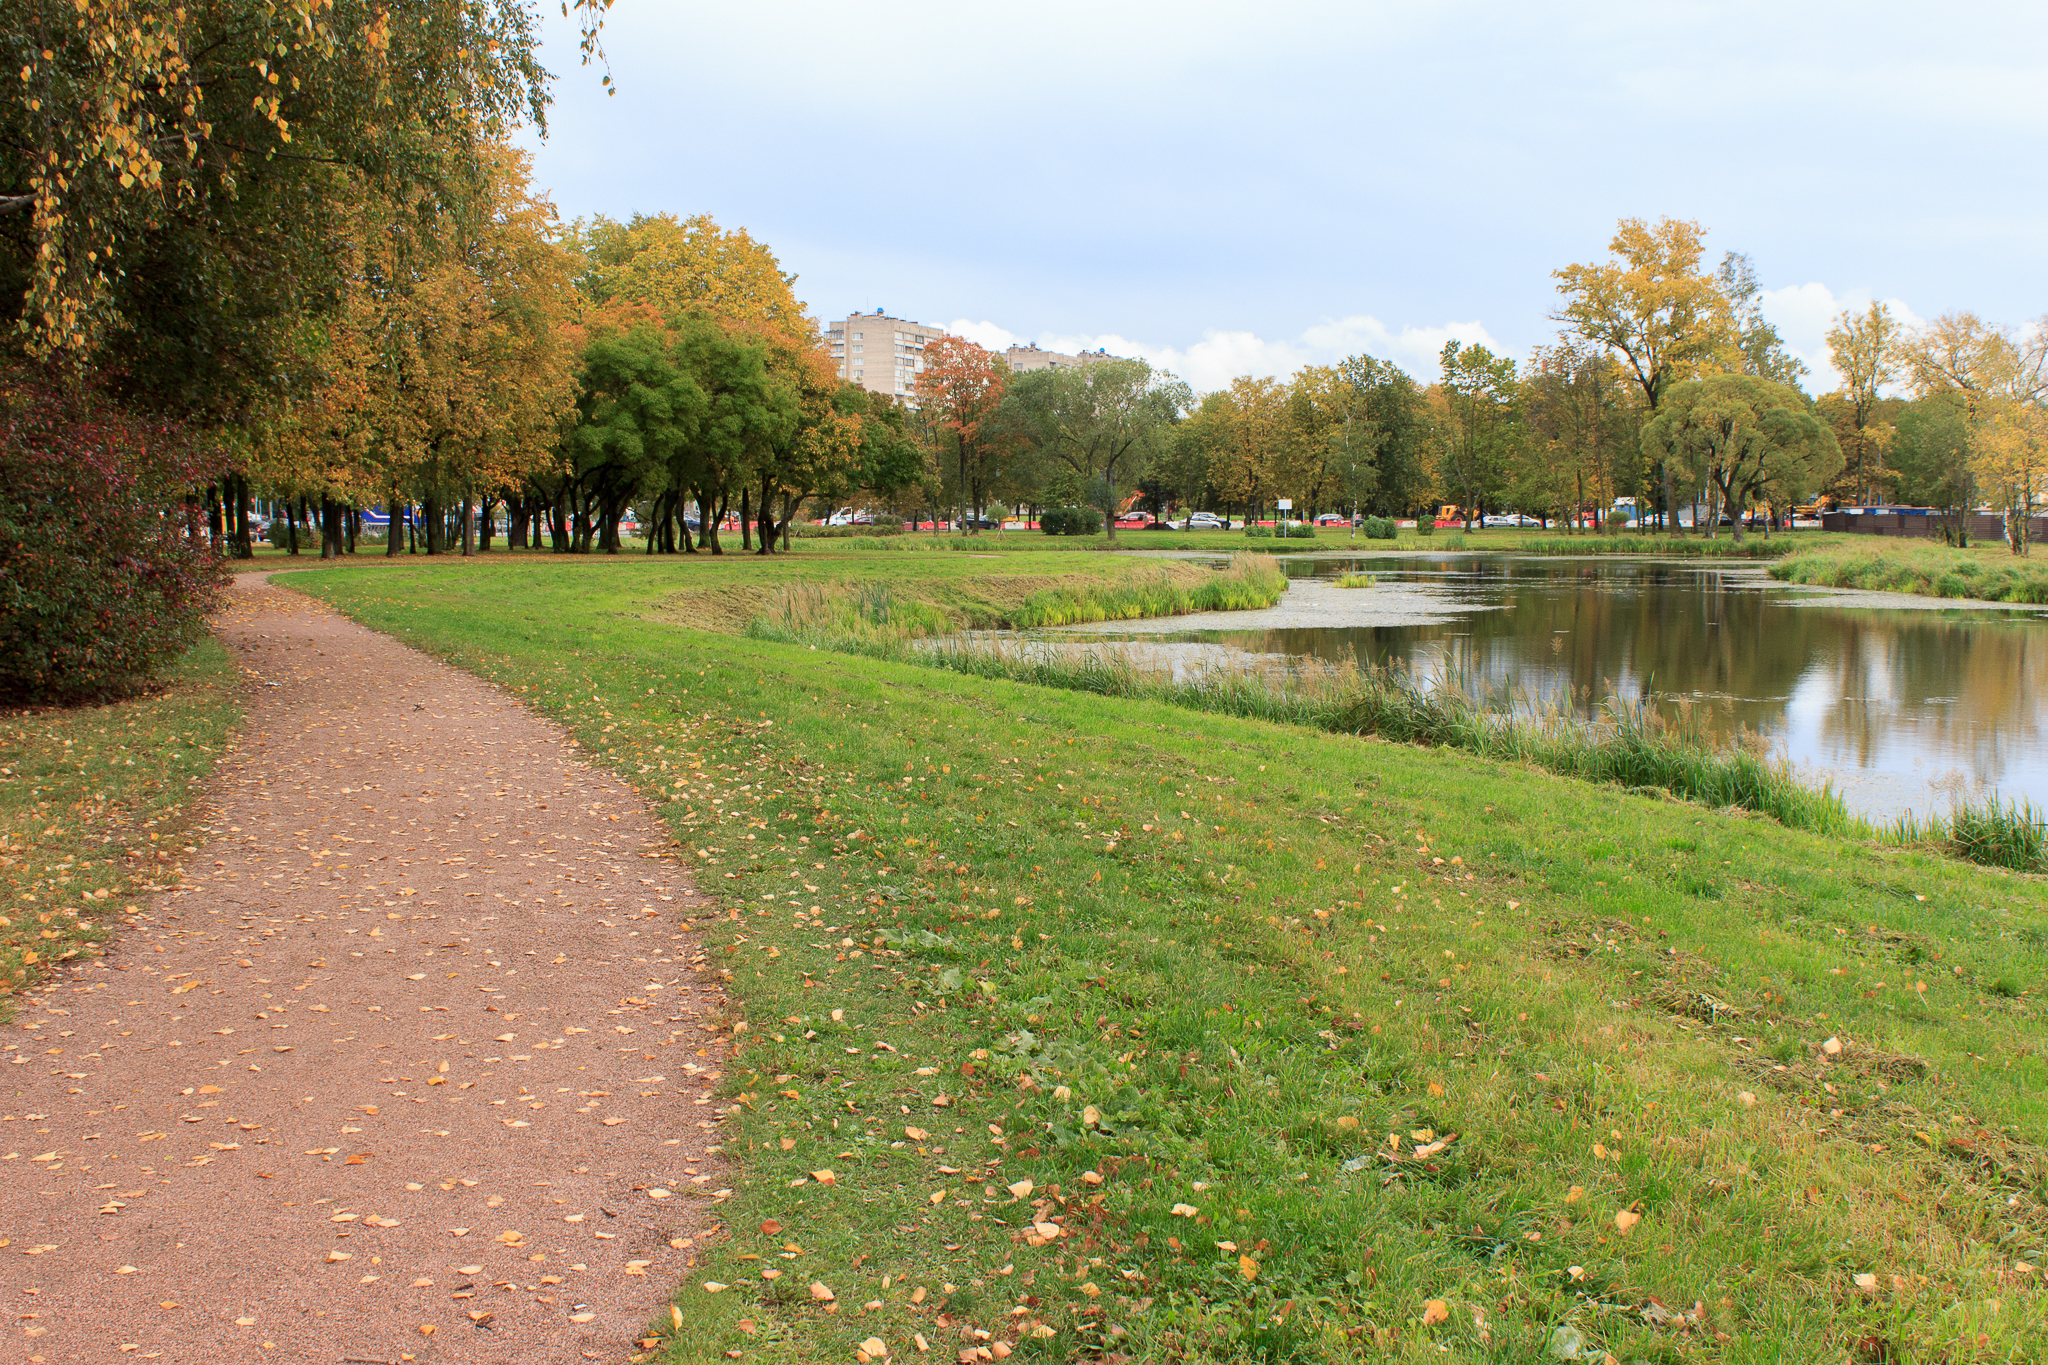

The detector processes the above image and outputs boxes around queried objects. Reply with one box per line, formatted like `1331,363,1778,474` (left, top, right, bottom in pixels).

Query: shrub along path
0,575,729,1364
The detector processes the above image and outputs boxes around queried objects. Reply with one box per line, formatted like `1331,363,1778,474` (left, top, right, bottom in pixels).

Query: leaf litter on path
0,576,729,1364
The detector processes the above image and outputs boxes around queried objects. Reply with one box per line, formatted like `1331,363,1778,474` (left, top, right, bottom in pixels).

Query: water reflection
1150,557,2048,819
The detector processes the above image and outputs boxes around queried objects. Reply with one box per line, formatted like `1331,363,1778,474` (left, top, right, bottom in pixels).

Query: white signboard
1275,499,1293,510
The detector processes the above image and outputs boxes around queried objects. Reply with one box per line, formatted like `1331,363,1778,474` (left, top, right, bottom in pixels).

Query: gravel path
1,575,729,1364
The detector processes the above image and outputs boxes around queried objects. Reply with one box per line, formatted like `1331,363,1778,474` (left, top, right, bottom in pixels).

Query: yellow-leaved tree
1197,377,1287,526
1901,312,2048,552
1553,218,1735,530
267,145,578,557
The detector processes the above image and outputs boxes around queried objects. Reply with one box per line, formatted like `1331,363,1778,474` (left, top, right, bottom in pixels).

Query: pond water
1065,555,2048,821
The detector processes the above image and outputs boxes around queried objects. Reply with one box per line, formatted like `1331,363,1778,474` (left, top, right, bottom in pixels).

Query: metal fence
1821,509,2048,541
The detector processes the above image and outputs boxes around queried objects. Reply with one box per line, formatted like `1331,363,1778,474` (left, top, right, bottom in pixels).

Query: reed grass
1891,794,2048,873
1334,571,1376,588
744,580,956,652
1769,542,2048,604
1009,554,1286,627
1515,534,1796,558
916,642,1862,837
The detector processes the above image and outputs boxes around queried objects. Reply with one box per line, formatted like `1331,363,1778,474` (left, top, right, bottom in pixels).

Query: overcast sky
517,0,2048,392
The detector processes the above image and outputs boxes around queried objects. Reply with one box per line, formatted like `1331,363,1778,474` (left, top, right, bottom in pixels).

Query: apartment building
821,311,945,400
1002,343,1120,373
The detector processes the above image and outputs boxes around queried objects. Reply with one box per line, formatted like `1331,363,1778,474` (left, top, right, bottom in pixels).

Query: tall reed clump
744,581,955,654
1517,535,1795,559
1892,795,2048,873
1010,554,1286,628
1334,572,1376,589
1769,544,2048,604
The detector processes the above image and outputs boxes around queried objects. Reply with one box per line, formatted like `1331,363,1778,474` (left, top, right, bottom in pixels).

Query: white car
1180,512,1227,529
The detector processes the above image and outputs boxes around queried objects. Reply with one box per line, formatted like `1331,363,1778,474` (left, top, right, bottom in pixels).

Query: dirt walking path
1,575,729,1364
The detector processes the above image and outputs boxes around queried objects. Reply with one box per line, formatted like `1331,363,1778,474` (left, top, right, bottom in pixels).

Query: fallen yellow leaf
1422,1299,1449,1326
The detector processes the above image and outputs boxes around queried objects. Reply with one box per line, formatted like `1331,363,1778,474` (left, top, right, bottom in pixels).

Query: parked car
1143,520,1178,530
958,515,1000,531
1313,511,1351,526
1116,511,1151,526
1180,511,1228,529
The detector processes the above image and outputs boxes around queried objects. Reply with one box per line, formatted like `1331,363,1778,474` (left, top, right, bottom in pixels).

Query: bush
0,367,227,702
1414,518,1435,537
1039,507,1102,536
1277,521,1316,540
1362,516,1396,541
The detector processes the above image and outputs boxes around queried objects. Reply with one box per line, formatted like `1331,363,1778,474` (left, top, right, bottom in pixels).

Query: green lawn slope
285,555,2047,1365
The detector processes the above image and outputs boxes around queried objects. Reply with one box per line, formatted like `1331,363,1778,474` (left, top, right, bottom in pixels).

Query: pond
1060,554,2048,821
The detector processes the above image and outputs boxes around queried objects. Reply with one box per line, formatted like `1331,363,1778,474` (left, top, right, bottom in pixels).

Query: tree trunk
478,496,493,553
739,485,752,552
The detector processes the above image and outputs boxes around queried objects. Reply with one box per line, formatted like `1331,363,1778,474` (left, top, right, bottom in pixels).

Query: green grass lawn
280,553,2047,1365
0,639,243,1004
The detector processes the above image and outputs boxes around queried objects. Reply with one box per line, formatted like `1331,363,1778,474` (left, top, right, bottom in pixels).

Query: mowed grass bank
285,557,2048,1365
0,639,243,1002
1771,540,2048,605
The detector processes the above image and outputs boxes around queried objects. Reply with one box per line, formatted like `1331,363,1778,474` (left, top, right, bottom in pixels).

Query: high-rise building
1002,343,1120,374
821,311,945,400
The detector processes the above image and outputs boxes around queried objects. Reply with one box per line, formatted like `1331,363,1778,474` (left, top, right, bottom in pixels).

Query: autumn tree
1278,365,1365,517
1333,355,1435,517
1520,343,1637,529
1900,312,2048,550
1823,302,1904,505
2,0,607,371
276,145,577,558
1193,376,1287,528
562,212,846,553
1553,217,1735,529
1001,359,1191,541
750,338,860,554
1641,377,1841,542
571,214,810,339
1436,340,1521,527
914,336,1009,530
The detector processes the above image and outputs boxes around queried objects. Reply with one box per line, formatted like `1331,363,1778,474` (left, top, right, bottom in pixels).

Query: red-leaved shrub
0,368,229,702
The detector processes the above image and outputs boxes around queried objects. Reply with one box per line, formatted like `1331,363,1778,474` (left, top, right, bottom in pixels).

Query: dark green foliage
0,369,227,701
1039,506,1103,536
1362,515,1397,540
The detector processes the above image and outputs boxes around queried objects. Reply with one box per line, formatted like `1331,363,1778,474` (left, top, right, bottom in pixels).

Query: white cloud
946,315,1501,392
945,319,1022,352
1758,284,1922,393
